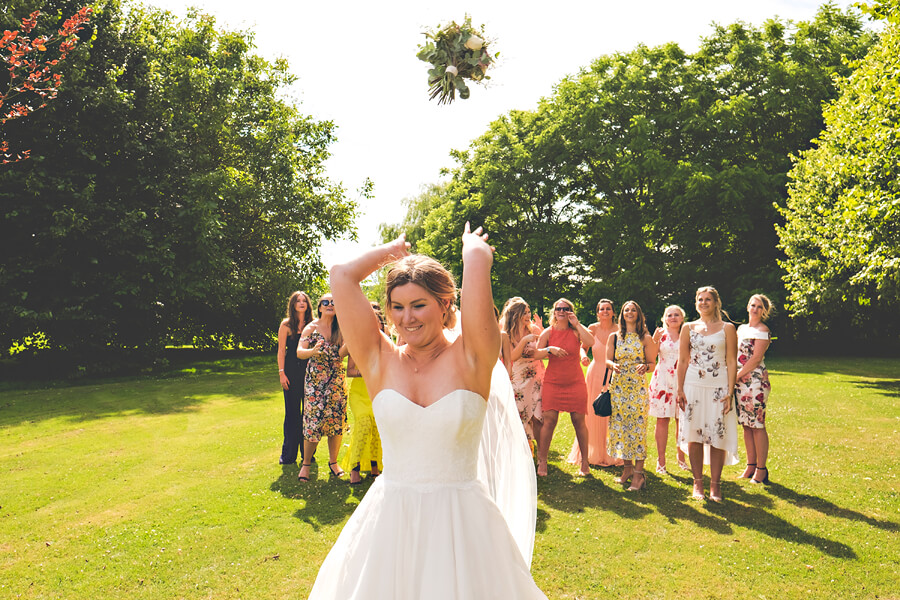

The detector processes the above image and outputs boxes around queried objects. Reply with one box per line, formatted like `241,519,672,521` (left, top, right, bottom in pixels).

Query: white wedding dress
307,380,546,599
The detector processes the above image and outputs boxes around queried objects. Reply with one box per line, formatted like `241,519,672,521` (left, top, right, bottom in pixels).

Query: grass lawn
1,356,897,599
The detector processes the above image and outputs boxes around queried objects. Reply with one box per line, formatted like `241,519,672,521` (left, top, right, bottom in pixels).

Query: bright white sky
149,0,857,267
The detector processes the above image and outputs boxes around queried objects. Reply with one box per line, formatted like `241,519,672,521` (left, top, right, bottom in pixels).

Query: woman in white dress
317,224,546,599
676,286,738,503
648,305,689,474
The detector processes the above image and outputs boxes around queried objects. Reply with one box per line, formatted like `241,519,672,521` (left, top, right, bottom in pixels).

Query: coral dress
735,325,771,428
648,331,679,418
511,340,544,441
607,332,649,461
308,390,546,599
302,331,347,442
541,328,587,413
567,327,619,466
677,329,739,465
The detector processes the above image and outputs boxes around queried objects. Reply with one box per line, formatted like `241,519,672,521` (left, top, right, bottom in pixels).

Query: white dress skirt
307,365,545,599
677,329,739,465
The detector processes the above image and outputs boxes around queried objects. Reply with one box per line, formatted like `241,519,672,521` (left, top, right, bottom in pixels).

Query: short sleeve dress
541,328,587,414
735,325,771,429
302,330,348,442
648,331,678,418
677,329,738,465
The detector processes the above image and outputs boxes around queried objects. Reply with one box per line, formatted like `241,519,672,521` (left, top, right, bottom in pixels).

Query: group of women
499,289,773,501
280,225,776,598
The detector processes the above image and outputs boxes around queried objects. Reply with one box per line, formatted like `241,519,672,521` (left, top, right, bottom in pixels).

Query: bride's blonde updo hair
385,255,458,330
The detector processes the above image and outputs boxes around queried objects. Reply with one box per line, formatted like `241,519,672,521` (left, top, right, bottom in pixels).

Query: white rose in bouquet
445,65,459,76
464,35,484,50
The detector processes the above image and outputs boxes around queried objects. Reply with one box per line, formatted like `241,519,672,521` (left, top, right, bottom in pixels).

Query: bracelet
278,369,284,372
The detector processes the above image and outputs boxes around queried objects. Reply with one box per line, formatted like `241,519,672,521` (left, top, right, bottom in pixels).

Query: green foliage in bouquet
416,16,497,105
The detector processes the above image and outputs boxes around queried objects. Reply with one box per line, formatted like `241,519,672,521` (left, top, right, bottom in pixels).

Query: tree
389,5,872,325
0,5,92,163
778,0,900,343
0,1,356,371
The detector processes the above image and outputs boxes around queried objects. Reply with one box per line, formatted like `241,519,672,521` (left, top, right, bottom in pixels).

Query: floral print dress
648,331,678,418
677,329,738,465
302,330,348,442
735,325,771,429
511,341,544,441
607,332,649,461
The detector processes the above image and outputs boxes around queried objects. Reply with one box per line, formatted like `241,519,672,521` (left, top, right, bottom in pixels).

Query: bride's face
389,283,447,345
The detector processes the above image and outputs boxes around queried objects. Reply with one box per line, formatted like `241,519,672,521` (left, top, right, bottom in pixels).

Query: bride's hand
385,233,412,262
462,222,495,254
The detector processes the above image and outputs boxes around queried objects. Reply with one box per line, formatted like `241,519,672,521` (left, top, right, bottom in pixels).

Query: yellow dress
607,332,649,461
340,377,383,474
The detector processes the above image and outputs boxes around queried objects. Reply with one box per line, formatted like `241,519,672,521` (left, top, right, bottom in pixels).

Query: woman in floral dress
568,299,621,467
606,301,656,491
648,305,688,474
297,292,349,482
735,294,773,485
676,286,738,502
501,297,548,451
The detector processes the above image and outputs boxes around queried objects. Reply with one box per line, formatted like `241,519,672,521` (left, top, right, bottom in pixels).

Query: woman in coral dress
735,294,773,485
606,301,657,491
648,305,689,474
536,298,595,477
676,286,738,502
567,299,620,467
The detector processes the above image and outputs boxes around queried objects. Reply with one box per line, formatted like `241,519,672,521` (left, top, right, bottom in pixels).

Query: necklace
404,343,450,373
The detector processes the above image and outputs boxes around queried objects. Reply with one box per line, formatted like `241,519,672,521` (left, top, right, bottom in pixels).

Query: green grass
1,356,897,599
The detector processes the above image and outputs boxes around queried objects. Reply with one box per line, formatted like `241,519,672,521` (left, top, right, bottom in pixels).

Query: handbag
592,333,616,417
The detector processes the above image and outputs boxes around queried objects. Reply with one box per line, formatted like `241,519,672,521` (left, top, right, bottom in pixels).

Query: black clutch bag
592,390,612,417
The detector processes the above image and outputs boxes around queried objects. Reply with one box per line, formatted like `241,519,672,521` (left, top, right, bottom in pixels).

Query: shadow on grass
764,481,899,532
270,463,369,531
847,378,900,399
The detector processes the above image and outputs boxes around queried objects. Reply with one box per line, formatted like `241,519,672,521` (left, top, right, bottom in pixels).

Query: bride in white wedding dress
312,224,546,599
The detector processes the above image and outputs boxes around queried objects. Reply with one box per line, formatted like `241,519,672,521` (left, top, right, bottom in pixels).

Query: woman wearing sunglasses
297,292,349,482
536,298,595,477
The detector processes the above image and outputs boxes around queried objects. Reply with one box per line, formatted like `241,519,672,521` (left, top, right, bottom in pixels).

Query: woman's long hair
617,300,648,339
317,295,343,346
286,291,313,334
500,297,531,344
548,297,577,330
695,286,731,322
385,255,458,330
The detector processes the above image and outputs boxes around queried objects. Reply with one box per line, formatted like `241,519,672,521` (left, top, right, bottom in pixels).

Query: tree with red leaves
0,6,91,163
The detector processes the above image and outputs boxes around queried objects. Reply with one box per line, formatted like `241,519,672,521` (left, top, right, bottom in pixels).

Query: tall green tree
778,0,900,342
0,1,356,369
389,5,872,324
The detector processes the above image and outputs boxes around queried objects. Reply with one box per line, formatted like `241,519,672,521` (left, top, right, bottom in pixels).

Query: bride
310,224,545,599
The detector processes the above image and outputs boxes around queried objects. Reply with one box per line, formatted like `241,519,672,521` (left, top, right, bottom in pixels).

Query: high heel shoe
627,470,647,491
349,464,362,485
691,478,705,501
709,479,723,503
298,462,312,482
750,466,769,485
616,466,634,485
328,462,344,478
738,463,756,479
677,457,690,471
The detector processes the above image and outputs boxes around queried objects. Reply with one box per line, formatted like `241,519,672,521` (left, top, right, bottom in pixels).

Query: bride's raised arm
329,236,410,382
460,223,500,394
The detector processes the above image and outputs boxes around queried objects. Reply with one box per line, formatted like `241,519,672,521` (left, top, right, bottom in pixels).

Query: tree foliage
778,1,900,341
0,0,356,370
385,5,872,325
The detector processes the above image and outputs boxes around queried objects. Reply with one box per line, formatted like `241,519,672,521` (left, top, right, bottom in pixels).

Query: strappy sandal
328,462,344,478
738,463,756,479
349,465,362,485
616,466,634,485
750,466,770,485
298,462,312,482
709,479,723,503
691,478,705,501
627,470,647,491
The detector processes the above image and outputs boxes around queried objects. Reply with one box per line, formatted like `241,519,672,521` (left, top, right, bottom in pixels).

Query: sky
148,0,858,267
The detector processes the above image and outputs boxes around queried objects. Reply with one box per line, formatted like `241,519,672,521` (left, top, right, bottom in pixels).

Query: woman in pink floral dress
297,292,349,482
735,294,773,485
648,305,689,475
501,297,548,449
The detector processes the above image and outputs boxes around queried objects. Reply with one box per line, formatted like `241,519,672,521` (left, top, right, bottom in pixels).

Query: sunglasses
319,299,334,307
554,306,572,313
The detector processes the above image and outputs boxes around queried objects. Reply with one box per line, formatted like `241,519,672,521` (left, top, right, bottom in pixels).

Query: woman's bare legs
655,417,670,470
688,442,705,499
571,412,591,475
537,410,559,476
709,447,725,502
751,427,769,483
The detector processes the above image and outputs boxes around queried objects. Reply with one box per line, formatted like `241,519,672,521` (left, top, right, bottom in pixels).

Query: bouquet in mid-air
416,16,497,105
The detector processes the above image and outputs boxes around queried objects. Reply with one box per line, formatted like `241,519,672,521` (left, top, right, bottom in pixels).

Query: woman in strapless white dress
317,224,546,599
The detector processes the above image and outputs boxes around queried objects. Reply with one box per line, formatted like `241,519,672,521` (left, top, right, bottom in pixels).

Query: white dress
307,387,546,599
677,329,739,465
